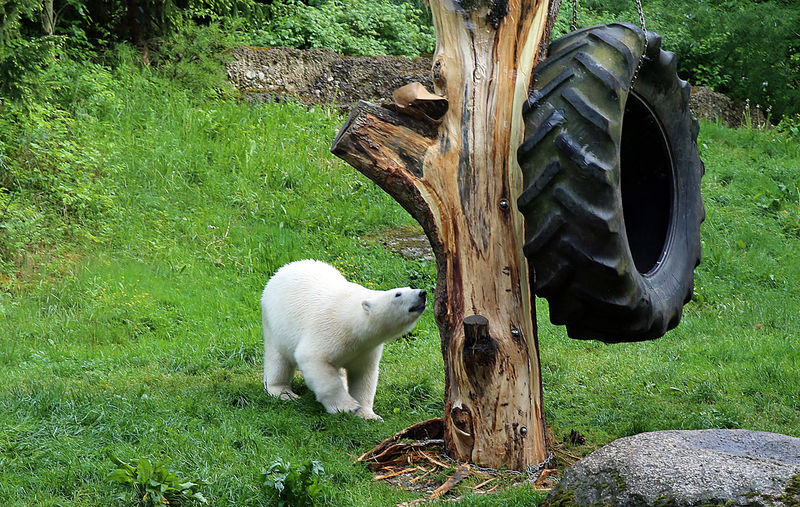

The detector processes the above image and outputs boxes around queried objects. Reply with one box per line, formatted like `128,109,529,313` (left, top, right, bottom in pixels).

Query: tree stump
332,0,551,470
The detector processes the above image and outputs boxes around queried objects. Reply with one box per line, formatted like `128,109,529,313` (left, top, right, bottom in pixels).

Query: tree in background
578,0,800,119
1,0,798,117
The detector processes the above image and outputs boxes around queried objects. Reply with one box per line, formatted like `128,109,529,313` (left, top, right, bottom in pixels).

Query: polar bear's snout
409,289,427,313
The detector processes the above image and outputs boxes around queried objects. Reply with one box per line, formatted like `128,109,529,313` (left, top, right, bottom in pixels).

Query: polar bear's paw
325,397,361,415
355,408,384,422
278,390,300,401
265,384,300,401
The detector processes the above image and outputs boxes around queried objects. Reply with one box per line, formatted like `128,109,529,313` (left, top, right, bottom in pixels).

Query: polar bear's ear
362,300,372,313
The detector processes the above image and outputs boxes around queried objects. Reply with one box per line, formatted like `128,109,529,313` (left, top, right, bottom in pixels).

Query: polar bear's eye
395,292,401,298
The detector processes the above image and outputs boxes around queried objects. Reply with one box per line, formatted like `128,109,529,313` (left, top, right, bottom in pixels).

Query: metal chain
524,449,556,481
441,449,556,482
568,0,649,88
630,0,648,88
570,0,578,32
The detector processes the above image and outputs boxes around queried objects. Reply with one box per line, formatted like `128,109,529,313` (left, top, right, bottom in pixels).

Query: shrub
251,0,435,58
571,0,800,119
0,98,115,274
260,458,328,506
150,20,242,97
0,36,61,104
649,1,800,119
106,452,209,505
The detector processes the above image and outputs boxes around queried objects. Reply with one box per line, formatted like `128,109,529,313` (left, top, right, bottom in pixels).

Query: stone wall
226,46,432,110
227,46,763,127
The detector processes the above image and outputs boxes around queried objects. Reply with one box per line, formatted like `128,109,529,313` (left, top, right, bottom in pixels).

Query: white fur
261,259,426,420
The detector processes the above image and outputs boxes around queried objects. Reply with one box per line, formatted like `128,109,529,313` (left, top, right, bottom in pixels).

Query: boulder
545,429,800,506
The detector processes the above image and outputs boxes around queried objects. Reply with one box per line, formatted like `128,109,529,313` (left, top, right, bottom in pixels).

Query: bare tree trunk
332,0,551,470
41,0,55,35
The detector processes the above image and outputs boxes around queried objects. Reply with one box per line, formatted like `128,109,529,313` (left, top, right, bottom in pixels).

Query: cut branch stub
462,315,497,396
332,0,551,471
391,82,449,121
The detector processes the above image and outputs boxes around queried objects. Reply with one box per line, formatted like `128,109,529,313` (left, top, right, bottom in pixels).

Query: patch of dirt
364,225,433,261
689,85,767,128
227,47,760,128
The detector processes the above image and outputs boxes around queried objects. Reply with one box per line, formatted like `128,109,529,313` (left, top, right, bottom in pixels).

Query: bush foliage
252,0,434,58
572,0,800,119
2,0,798,115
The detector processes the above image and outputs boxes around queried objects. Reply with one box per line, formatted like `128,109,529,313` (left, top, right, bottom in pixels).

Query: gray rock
545,429,800,506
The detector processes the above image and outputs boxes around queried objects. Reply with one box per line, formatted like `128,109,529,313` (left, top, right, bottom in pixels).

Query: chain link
568,0,649,88
630,0,648,88
570,0,578,32
441,449,556,482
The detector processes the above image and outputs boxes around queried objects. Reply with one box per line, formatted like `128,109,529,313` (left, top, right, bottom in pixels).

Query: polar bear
261,259,426,420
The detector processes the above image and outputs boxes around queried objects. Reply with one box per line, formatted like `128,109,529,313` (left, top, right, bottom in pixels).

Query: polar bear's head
361,287,427,338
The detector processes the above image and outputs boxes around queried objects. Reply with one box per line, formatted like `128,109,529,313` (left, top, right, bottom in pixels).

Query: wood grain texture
332,0,551,470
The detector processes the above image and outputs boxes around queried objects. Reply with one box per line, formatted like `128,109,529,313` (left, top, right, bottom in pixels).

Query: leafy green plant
251,0,435,58
106,452,208,505
151,21,241,97
573,0,800,119
0,98,116,274
777,113,800,140
260,458,327,506
0,35,61,104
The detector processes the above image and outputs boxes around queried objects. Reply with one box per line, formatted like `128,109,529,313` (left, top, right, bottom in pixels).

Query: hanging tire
517,23,705,343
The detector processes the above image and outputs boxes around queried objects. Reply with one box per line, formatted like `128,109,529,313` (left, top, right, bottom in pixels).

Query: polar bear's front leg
296,352,361,414
347,347,383,421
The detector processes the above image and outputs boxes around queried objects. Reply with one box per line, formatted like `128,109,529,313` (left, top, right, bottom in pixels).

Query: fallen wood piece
534,468,558,486
357,418,444,462
472,478,497,490
410,466,433,483
430,464,470,500
417,450,450,469
367,457,409,470
371,439,444,464
374,467,421,481
555,448,582,461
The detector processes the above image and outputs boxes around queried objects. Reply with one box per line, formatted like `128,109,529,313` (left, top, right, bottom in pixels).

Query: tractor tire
517,23,705,342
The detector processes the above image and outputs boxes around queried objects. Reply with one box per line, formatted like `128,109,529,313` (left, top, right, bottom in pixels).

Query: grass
1,57,799,504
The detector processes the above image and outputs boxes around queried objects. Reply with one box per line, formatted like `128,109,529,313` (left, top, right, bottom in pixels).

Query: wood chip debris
359,418,572,500
429,463,470,500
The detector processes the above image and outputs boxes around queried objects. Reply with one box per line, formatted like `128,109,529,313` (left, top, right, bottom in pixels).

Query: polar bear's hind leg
263,325,299,400
264,353,299,400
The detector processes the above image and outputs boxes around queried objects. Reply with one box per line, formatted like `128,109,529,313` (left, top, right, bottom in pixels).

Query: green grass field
1,61,798,505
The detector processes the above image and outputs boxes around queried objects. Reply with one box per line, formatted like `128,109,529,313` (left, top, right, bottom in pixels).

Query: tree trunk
331,0,551,470
41,0,55,35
